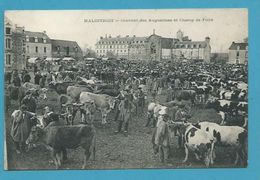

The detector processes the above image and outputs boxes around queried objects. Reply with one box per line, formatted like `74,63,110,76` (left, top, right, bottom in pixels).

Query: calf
197,121,247,165
26,124,96,169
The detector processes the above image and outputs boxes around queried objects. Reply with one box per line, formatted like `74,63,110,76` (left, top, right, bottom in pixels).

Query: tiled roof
51,39,82,52
229,42,248,50
173,41,207,48
25,31,51,43
97,36,148,44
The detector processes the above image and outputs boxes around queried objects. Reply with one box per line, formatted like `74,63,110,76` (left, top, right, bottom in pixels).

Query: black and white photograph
4,9,248,170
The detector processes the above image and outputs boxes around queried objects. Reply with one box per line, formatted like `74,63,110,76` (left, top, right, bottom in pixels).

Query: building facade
4,17,13,70
24,31,52,60
12,26,26,70
51,39,83,60
4,17,26,71
95,30,211,62
228,42,248,64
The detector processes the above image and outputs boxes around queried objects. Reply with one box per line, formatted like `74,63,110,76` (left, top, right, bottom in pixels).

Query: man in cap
10,105,37,154
21,91,37,113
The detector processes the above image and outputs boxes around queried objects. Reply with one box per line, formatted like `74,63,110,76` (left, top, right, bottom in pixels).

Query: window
5,38,11,49
35,37,38,43
66,46,69,56
43,38,47,43
35,46,38,53
44,47,47,53
26,35,29,42
97,50,99,53
236,51,239,57
6,54,11,65
5,27,11,35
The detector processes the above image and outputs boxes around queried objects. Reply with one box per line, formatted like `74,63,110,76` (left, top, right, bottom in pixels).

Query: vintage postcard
4,9,248,170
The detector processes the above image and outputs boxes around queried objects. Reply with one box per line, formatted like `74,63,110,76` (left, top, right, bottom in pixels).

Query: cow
183,123,215,167
197,121,247,165
79,92,116,124
66,85,93,102
146,102,179,128
193,84,214,104
22,82,41,90
49,81,75,94
26,124,96,169
174,90,196,104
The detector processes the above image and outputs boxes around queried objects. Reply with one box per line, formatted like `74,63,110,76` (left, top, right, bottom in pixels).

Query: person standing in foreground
10,105,36,154
115,94,135,134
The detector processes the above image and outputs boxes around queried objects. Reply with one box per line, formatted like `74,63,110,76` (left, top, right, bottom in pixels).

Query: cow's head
26,125,44,150
205,96,218,108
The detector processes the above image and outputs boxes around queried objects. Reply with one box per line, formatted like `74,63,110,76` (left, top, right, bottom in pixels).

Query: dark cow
49,81,75,94
206,98,248,114
26,124,96,169
174,90,196,104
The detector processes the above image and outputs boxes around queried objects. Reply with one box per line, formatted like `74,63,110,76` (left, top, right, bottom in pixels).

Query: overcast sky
5,9,248,52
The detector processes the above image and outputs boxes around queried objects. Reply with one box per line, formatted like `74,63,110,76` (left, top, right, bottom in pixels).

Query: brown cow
26,124,96,169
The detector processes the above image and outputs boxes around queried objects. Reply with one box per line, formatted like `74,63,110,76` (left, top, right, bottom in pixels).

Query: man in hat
21,91,37,113
10,105,37,154
137,87,145,114
115,93,135,134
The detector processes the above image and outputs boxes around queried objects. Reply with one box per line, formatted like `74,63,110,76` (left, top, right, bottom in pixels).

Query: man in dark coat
10,105,37,154
13,74,21,87
34,71,42,85
21,92,37,113
23,71,31,83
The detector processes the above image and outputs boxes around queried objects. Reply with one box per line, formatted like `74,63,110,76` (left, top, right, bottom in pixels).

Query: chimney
43,30,46,34
100,36,103,39
133,35,136,37
205,36,210,43
109,34,111,38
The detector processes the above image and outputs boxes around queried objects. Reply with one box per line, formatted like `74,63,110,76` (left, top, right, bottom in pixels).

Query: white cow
79,92,116,124
198,121,247,165
183,123,215,167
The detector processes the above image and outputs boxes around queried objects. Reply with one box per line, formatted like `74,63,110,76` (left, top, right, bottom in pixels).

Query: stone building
228,42,248,64
12,26,26,70
24,30,52,60
95,30,211,62
51,39,83,60
4,16,13,70
4,16,26,71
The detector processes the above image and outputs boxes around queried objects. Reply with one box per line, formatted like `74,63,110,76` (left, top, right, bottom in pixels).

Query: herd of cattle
6,61,248,169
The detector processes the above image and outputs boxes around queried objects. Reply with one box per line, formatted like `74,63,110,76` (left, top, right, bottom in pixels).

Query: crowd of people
5,58,248,154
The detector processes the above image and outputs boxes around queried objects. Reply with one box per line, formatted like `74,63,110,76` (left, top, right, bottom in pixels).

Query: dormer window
26,35,29,42
5,27,11,35
35,37,38,43
43,37,47,43
237,45,240,50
